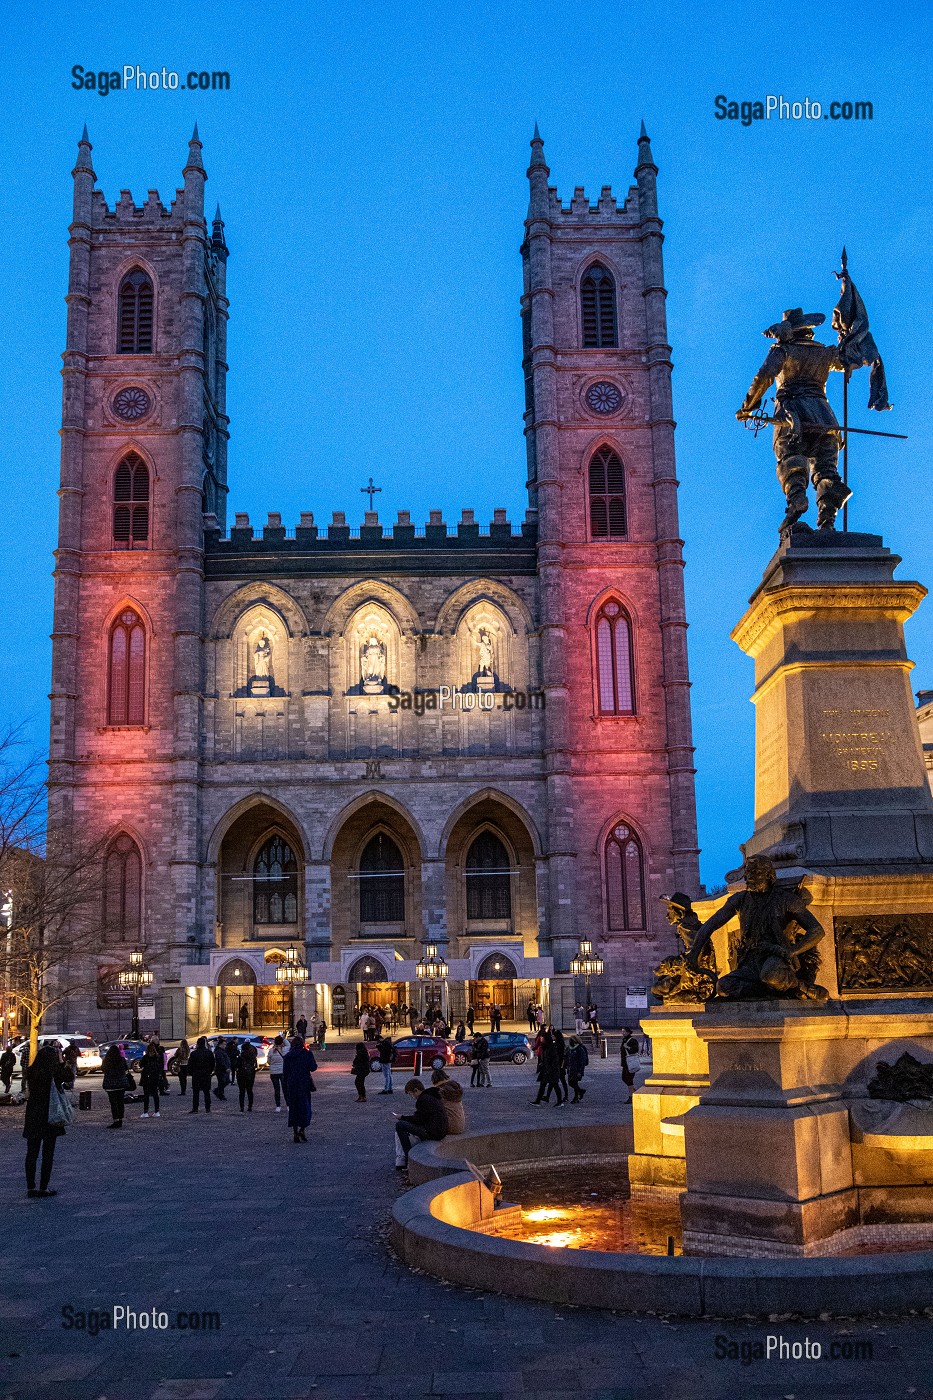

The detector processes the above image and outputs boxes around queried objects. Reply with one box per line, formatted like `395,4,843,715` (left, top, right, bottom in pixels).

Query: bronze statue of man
684,855,828,1000
652,892,717,1004
737,308,852,533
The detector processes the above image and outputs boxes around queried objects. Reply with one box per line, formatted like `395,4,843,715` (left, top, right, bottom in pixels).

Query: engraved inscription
819,706,895,772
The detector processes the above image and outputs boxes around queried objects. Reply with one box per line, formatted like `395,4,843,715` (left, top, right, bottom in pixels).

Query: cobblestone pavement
0,1056,930,1400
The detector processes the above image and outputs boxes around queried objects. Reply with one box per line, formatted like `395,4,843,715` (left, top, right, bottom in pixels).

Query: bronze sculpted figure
737,264,892,533
685,855,828,1000
652,893,717,1004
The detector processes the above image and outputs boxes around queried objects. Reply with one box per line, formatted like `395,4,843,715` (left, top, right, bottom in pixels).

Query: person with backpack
566,1036,589,1102
352,1041,372,1102
23,1042,69,1197
376,1035,395,1094
620,1027,641,1104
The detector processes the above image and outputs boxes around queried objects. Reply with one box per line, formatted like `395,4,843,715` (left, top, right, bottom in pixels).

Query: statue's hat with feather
764,307,826,341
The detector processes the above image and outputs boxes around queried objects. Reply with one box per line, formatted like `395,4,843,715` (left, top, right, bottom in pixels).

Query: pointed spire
185,122,204,172
529,121,547,167
211,202,228,254
635,120,656,173
191,121,200,144
74,124,94,173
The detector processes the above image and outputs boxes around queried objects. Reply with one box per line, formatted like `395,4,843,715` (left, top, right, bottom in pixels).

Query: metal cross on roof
360,477,382,510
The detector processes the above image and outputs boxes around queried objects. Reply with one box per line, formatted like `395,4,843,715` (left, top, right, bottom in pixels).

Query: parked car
98,1038,149,1068
34,1034,103,1075
367,1034,454,1070
451,1032,532,1065
171,1033,271,1071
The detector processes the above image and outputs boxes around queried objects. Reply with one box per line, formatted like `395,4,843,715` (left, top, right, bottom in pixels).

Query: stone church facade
48,123,699,1037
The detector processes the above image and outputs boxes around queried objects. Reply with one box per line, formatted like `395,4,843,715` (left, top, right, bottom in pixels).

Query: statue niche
459,612,512,694
346,610,398,696
231,612,288,700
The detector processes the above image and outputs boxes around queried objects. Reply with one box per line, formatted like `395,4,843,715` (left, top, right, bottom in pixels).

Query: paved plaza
1,1051,931,1400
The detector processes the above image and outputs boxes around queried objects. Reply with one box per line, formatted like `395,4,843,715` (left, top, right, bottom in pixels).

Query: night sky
1,0,930,884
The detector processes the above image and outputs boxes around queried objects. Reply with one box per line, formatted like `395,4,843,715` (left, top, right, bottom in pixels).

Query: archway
328,797,423,955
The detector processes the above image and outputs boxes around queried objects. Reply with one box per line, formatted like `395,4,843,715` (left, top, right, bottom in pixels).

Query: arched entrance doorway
347,955,408,1029
215,957,257,1031
470,951,521,1022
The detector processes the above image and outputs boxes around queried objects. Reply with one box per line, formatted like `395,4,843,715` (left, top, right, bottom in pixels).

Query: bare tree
0,726,109,1064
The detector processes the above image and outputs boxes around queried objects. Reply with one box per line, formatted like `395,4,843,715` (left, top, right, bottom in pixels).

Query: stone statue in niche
250,632,273,696
652,893,717,1004
476,628,495,692
360,635,387,694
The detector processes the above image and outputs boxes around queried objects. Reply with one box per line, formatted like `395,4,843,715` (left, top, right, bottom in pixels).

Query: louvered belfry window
588,446,626,539
108,608,146,726
595,601,635,715
605,823,646,930
112,453,150,548
466,831,512,921
103,834,142,942
359,833,405,923
581,264,618,348
118,269,154,353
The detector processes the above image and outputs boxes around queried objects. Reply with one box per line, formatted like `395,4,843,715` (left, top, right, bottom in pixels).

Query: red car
366,1034,453,1071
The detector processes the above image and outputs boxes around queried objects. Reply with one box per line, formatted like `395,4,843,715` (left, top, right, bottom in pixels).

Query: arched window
253,836,299,925
359,833,405,923
103,834,142,943
108,608,146,725
466,831,512,921
581,264,617,348
588,446,626,540
112,453,150,548
117,269,154,353
595,600,635,715
605,823,646,930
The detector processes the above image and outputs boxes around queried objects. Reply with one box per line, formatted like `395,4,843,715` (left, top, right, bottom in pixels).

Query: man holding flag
737,256,892,532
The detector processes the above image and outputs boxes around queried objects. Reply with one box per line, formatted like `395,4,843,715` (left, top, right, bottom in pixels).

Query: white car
35,1034,103,1075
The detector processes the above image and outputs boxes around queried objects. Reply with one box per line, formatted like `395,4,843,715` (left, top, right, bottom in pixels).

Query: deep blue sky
1,1,930,885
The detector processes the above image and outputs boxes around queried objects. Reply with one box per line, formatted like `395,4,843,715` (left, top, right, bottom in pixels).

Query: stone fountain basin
391,1123,933,1318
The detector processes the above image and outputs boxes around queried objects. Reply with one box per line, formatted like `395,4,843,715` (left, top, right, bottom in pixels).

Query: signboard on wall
625,985,648,1009
96,964,132,1010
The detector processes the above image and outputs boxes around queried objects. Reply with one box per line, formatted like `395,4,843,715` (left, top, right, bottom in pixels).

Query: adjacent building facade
48,123,700,1037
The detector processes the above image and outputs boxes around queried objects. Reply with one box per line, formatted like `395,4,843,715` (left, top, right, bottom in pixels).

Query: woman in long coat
282,1035,317,1142
23,1043,69,1196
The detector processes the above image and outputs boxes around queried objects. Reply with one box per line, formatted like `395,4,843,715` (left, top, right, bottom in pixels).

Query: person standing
574,1004,585,1036
283,1035,317,1143
566,1036,589,1102
408,1004,418,1032
23,1043,68,1197
295,1014,308,1041
188,1036,215,1114
535,1004,545,1032
102,1043,132,1128
213,1040,231,1100
466,1003,475,1034
227,1037,241,1082
554,1027,570,1103
526,1001,537,1034
473,1031,491,1088
620,1027,640,1105
139,1042,163,1118
352,1041,372,1102
490,1004,502,1033
239,1002,249,1030
454,1019,466,1044
237,1039,258,1112
267,1035,288,1112
532,1030,564,1106
174,1039,191,1096
61,1043,79,1090
0,1045,15,1094
587,1004,601,1042
376,1035,395,1094
315,1017,327,1049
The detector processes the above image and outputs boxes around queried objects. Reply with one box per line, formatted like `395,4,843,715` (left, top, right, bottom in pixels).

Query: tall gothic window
253,836,299,925
595,601,635,715
605,823,646,930
465,831,512,921
112,453,150,548
581,264,617,348
117,269,154,353
588,446,626,539
103,834,142,943
107,608,146,726
359,833,405,923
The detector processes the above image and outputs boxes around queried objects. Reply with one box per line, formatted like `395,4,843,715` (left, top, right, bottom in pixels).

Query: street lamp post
118,949,153,1040
569,938,604,1026
415,943,449,1075
275,945,309,1036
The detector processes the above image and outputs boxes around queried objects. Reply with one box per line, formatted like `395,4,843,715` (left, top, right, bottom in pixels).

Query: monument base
629,1006,709,1199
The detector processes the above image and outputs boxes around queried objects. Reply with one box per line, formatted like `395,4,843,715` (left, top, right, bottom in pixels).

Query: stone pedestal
731,529,933,869
629,1007,709,1196
680,1003,858,1256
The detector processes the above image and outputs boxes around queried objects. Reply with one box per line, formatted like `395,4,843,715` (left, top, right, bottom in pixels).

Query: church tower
522,126,700,979
49,128,228,1005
